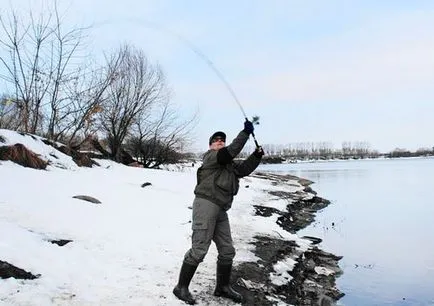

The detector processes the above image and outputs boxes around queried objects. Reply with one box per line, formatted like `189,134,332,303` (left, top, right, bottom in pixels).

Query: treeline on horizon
237,141,434,162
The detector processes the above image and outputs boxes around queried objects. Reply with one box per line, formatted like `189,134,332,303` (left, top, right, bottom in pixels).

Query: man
173,120,264,304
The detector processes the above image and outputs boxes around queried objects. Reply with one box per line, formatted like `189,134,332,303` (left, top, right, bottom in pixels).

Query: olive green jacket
194,130,262,210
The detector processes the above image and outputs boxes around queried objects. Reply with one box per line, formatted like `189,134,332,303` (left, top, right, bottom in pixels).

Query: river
259,157,434,306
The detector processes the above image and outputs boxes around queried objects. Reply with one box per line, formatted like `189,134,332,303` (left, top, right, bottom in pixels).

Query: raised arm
234,146,264,177
216,120,255,165
215,130,248,164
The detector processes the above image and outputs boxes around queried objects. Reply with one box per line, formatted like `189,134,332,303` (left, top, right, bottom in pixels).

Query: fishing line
93,18,260,148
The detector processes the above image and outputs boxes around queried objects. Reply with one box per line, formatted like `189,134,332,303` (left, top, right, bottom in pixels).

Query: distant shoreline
260,154,434,165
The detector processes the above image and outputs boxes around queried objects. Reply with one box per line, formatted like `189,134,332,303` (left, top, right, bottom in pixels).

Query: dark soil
231,172,344,305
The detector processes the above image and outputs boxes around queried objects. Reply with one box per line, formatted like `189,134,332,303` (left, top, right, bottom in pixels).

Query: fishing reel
247,115,261,148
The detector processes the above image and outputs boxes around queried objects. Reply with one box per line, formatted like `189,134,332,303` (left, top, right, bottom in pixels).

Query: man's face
209,137,225,151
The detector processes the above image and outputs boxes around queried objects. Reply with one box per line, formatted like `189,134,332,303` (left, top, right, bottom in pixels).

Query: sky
1,0,434,153
0,129,315,305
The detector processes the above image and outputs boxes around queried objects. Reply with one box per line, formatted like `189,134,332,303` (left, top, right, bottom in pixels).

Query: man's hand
253,146,264,158
243,119,254,135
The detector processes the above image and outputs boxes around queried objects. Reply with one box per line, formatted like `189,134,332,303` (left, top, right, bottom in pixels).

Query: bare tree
318,141,333,158
0,95,20,129
126,99,197,167
0,2,88,136
52,65,113,147
98,44,169,162
341,141,352,157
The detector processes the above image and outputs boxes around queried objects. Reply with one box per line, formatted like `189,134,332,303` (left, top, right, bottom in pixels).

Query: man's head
209,131,226,151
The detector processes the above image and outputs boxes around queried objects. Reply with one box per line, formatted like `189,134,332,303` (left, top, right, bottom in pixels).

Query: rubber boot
214,263,244,303
173,262,198,305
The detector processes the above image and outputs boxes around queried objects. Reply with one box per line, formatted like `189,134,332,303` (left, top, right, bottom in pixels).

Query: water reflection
259,158,434,305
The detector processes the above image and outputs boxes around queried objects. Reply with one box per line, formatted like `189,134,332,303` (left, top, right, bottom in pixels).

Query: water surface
259,157,434,306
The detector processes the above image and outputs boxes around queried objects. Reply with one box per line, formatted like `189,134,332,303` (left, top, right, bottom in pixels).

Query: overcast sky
2,0,434,153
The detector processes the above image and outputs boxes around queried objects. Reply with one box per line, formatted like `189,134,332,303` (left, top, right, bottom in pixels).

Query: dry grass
41,139,98,168
0,144,48,169
57,145,97,167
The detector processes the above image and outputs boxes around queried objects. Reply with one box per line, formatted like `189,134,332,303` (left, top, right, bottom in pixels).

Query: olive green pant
183,197,235,266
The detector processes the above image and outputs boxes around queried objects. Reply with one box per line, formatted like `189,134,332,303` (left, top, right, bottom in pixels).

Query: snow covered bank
0,129,342,305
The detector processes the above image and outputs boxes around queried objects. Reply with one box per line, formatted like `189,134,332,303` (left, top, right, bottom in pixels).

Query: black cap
209,131,226,145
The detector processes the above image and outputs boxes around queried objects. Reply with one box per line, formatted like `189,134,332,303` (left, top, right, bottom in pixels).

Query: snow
0,129,316,305
314,266,334,276
269,258,297,286
0,129,78,170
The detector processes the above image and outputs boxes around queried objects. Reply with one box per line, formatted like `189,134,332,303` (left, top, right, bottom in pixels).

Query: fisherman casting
173,119,264,304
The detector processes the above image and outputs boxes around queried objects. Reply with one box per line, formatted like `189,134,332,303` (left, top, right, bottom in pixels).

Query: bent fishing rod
94,18,261,148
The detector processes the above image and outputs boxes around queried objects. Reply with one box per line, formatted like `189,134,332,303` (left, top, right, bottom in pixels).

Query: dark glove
243,119,254,135
253,146,264,158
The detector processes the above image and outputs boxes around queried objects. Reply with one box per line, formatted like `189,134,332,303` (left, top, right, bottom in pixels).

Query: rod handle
245,117,260,148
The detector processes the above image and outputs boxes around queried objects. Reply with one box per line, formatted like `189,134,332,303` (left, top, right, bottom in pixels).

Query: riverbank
259,158,434,305
1,129,343,305
232,172,344,306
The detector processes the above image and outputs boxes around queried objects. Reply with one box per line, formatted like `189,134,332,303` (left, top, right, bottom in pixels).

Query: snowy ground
0,129,312,305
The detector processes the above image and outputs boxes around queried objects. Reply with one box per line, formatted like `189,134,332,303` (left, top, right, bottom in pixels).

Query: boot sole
173,288,196,305
213,292,244,303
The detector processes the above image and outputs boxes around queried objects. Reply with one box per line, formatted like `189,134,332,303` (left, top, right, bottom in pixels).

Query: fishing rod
94,18,261,148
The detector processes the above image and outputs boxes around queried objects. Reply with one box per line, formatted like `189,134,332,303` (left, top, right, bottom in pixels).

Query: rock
298,178,314,186
238,278,266,291
303,186,317,194
72,195,101,204
49,239,72,246
141,182,152,188
0,261,39,280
